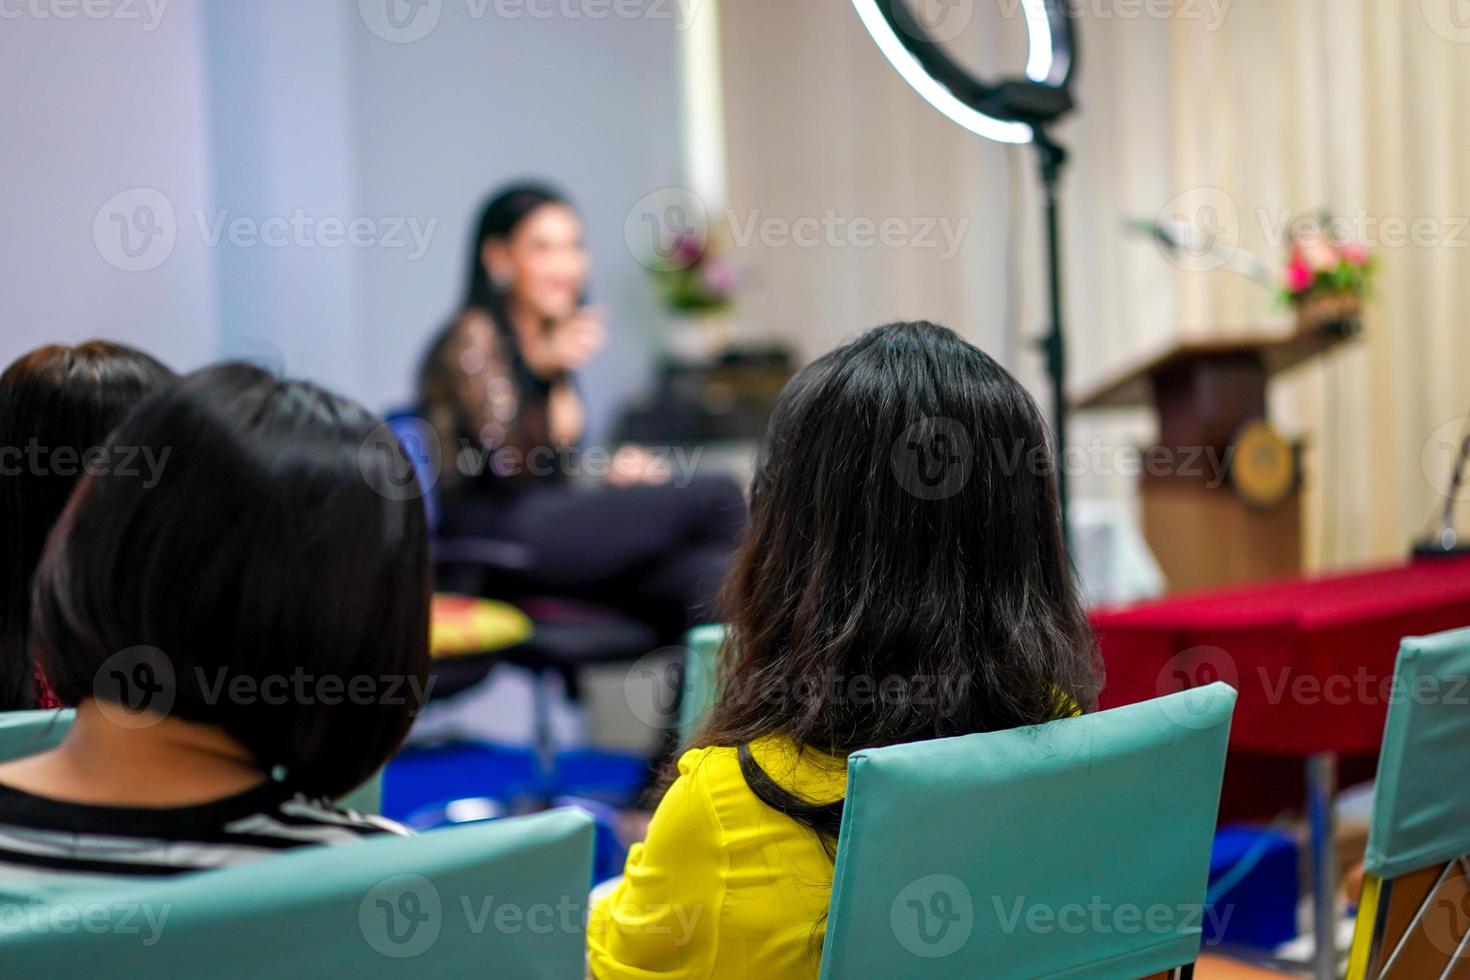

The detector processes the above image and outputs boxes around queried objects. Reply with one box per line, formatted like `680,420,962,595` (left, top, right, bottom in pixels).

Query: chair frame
1143,968,1195,980
1342,628,1470,980
1348,857,1470,979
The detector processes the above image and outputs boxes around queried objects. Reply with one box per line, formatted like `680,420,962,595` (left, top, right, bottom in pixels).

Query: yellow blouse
587,737,846,980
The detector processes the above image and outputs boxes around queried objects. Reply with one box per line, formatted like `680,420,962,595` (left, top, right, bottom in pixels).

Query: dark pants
441,475,746,633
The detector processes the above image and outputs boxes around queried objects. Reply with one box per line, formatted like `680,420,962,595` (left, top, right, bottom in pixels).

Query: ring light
850,0,1082,537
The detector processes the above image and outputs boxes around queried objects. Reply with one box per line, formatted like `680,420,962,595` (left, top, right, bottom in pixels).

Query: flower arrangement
1279,217,1375,334
647,232,736,317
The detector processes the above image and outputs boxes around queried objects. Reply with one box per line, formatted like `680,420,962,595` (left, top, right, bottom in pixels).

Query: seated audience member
0,365,430,881
0,342,174,710
587,321,1101,979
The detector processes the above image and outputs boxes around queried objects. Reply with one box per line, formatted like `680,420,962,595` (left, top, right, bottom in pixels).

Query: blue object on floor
555,749,653,802
379,742,636,890
553,796,630,884
1205,824,1299,950
382,742,650,823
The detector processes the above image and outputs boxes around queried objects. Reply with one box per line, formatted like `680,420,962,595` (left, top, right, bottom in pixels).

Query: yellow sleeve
588,748,728,979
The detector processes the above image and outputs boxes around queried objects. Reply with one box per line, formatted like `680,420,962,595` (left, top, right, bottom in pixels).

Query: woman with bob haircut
0,364,430,880
0,341,175,710
588,321,1101,979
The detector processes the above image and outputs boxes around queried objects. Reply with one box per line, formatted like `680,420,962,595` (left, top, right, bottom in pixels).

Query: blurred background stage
5,2,1470,974
6,1,1470,579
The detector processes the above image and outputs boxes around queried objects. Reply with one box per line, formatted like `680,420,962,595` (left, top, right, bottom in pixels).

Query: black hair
694,321,1100,846
463,181,576,319
32,363,431,799
439,182,580,481
0,341,174,710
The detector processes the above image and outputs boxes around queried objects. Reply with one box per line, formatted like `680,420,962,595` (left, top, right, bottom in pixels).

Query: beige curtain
718,0,1470,571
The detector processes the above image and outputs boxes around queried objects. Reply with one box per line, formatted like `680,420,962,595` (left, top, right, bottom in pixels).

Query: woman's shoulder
668,745,743,808
674,743,738,775
224,792,412,842
673,737,847,812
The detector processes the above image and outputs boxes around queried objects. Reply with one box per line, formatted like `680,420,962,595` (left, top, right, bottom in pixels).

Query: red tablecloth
1090,557,1470,756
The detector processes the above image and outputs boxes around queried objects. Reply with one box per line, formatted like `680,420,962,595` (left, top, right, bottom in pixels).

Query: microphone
1414,418,1470,560
1125,218,1275,288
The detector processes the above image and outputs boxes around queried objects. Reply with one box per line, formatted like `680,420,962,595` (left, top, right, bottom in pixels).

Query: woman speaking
419,183,745,636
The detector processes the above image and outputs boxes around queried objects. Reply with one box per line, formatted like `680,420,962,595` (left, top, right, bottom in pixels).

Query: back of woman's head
0,341,174,709
32,363,431,799
700,321,1099,757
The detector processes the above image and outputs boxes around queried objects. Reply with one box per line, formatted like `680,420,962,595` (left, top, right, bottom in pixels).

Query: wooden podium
1074,328,1353,593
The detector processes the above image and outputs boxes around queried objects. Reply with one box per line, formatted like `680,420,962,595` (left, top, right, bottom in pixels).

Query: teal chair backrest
337,769,385,815
820,683,1237,980
1364,626,1470,879
0,709,74,761
0,709,385,813
0,807,595,977
678,624,725,746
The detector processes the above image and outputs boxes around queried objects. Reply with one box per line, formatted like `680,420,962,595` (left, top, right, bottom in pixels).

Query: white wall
1,0,685,435
200,1,370,402
348,0,686,430
0,1,218,373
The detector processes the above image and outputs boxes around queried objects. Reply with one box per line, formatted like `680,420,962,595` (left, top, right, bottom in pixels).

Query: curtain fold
719,0,1470,571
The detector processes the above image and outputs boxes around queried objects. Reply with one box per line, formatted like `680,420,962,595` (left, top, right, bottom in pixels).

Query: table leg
1305,752,1339,980
531,667,558,798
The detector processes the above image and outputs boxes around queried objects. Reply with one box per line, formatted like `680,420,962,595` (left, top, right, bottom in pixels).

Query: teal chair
0,708,384,813
0,806,595,977
337,769,385,814
1346,626,1470,979
820,683,1237,980
678,624,725,746
0,708,73,761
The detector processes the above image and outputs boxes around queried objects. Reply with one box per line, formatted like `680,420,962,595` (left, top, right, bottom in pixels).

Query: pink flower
1341,242,1369,267
674,233,703,264
702,261,735,293
1301,239,1339,272
1286,257,1314,294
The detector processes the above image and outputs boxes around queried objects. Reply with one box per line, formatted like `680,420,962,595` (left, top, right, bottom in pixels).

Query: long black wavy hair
691,321,1100,847
460,182,585,409
463,182,577,326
